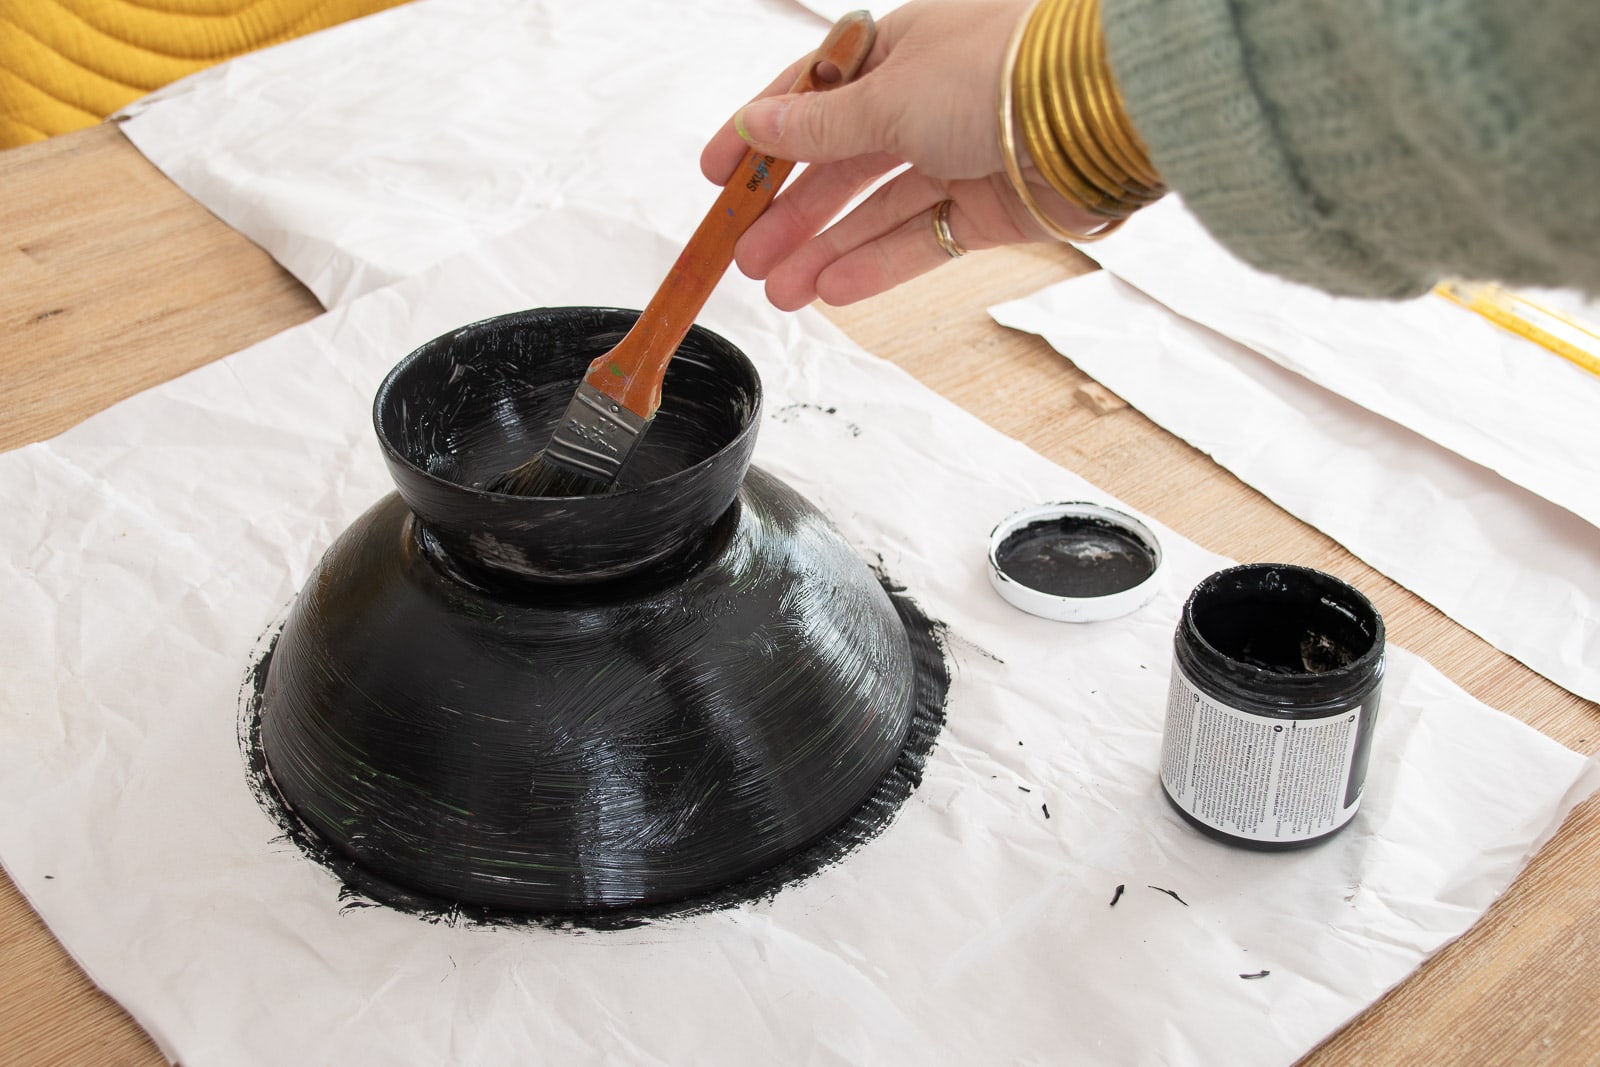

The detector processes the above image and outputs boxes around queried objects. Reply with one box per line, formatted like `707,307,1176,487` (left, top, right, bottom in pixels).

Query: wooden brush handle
583,11,876,417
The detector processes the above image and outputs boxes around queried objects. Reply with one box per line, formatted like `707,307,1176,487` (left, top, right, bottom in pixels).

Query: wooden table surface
2,124,1597,1066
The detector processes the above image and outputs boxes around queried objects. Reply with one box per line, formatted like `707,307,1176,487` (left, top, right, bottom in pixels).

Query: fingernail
735,99,789,146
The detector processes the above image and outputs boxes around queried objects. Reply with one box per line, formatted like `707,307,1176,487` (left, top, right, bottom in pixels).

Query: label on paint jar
1160,663,1365,844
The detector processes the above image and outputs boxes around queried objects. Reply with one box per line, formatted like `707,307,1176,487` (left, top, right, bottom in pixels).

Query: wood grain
1,124,1597,1066
0,122,324,453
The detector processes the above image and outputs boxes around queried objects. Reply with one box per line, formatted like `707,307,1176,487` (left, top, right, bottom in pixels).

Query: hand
701,0,1103,311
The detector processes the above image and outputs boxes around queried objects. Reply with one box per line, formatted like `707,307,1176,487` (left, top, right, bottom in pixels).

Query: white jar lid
987,502,1163,622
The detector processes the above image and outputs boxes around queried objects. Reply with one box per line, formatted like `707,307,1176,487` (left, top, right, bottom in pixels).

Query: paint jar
1159,564,1384,849
987,502,1163,622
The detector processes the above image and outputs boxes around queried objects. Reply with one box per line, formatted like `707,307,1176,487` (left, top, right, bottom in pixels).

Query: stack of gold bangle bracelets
999,0,1166,241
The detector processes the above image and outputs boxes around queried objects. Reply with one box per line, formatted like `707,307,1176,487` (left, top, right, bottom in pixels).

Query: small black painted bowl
259,307,930,914
374,306,761,584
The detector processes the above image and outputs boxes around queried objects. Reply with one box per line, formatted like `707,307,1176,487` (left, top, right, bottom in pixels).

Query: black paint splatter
337,886,381,912
1041,803,1051,819
942,629,1006,666
1239,970,1271,980
1147,885,1188,906
1109,884,1124,907
770,402,862,437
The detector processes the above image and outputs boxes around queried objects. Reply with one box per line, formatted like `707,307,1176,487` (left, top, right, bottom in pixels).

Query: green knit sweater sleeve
1100,0,1600,298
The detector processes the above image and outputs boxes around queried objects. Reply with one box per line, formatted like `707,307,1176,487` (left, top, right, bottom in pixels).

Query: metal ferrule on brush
544,381,649,483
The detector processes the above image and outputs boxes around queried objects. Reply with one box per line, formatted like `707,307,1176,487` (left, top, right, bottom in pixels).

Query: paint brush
1434,280,1600,379
490,12,877,498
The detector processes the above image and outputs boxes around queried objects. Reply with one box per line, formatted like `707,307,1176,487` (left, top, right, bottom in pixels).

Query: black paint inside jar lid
994,514,1159,599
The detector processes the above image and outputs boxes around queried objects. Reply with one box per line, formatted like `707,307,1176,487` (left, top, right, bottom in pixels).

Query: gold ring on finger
932,199,967,259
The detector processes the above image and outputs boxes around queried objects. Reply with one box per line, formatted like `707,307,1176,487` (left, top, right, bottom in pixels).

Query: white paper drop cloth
1,207,1594,1067
794,0,907,20
1077,198,1600,532
116,0,831,309
991,272,1600,705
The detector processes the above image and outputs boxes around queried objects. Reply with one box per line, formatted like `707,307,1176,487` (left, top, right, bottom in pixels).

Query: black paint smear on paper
770,402,862,437
940,628,1006,666
1109,884,1124,907
1147,885,1188,906
1239,970,1271,980
239,576,950,932
1041,803,1050,819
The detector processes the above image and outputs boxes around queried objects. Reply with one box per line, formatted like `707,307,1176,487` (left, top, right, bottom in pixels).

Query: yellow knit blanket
1,0,412,149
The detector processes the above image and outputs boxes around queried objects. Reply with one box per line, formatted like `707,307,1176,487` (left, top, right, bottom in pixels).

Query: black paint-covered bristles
488,450,612,498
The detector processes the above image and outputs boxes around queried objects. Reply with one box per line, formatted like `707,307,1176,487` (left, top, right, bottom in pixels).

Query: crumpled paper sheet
991,272,1600,706
116,0,831,309
2,206,1595,1066
794,0,904,20
1077,198,1600,531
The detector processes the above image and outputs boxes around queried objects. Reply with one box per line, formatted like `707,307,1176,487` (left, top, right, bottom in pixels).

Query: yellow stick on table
1434,280,1600,379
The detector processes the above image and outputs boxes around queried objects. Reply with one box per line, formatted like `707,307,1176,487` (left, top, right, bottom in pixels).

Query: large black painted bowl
258,308,920,912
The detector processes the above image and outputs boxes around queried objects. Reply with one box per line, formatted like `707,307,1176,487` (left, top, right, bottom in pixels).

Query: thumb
735,83,881,163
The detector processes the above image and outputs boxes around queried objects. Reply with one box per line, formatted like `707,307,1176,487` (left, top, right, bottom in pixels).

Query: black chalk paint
252,307,951,917
987,502,1163,623
994,515,1158,599
241,573,949,929
1160,564,1385,850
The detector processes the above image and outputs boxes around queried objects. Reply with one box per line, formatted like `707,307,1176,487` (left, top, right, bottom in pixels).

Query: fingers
814,205,965,307
754,169,1060,310
700,55,812,184
705,71,891,182
734,152,903,279
700,121,753,187
733,80,892,166
761,172,984,310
